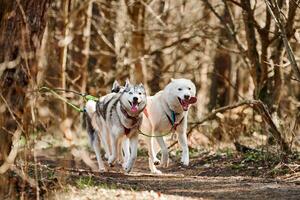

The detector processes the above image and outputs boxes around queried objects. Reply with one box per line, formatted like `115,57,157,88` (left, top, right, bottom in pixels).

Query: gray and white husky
84,80,147,173
140,78,197,174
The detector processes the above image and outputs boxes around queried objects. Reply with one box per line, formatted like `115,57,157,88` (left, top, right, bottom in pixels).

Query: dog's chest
155,113,184,132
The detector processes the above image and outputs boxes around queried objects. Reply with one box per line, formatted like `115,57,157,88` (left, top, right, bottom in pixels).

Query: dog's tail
83,100,97,145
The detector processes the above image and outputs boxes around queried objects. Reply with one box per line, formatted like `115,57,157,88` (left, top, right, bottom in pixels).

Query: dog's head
164,78,197,112
120,79,147,115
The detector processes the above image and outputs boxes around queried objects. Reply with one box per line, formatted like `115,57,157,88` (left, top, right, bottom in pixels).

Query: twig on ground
11,165,38,188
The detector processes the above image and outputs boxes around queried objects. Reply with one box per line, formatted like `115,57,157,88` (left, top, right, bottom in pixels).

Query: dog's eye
188,87,191,90
178,88,182,91
139,92,142,95
129,92,133,95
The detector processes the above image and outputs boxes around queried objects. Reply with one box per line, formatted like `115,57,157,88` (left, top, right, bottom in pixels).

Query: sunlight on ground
50,186,199,200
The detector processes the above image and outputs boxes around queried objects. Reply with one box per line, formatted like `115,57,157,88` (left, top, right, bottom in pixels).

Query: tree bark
209,5,232,110
241,0,265,99
0,0,49,167
90,0,116,95
147,0,167,94
126,0,145,83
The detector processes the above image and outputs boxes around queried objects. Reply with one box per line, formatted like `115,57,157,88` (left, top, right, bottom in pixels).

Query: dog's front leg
146,136,162,174
177,118,189,166
124,134,138,173
122,138,130,169
108,131,119,166
178,132,189,166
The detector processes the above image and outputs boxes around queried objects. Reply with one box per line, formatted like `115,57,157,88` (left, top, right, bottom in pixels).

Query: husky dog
140,78,197,174
84,80,147,173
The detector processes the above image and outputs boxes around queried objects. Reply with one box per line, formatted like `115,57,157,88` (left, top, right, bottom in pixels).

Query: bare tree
0,0,49,171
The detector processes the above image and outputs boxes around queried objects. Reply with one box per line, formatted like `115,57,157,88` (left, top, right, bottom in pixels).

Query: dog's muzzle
178,96,197,111
129,97,139,113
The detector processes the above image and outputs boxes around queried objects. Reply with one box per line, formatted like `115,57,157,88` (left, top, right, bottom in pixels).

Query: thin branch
140,0,166,27
202,0,250,69
168,100,290,153
265,0,300,81
0,94,24,133
0,128,22,174
226,0,243,8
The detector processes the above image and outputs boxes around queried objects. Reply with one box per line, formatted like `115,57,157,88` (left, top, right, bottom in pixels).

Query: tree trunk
89,0,116,95
0,0,49,167
241,0,265,99
67,0,92,95
209,5,232,110
147,0,168,94
126,0,145,83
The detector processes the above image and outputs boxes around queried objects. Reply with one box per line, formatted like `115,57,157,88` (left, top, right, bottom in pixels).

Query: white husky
140,78,197,174
84,80,147,173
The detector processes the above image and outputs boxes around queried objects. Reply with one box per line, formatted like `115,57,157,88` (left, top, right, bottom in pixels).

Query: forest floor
3,147,300,200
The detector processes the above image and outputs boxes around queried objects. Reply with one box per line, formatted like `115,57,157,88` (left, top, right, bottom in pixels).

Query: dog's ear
112,80,120,93
125,78,131,88
113,80,120,88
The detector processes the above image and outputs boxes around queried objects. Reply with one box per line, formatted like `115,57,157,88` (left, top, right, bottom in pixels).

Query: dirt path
37,152,300,200
62,170,300,200
3,149,299,200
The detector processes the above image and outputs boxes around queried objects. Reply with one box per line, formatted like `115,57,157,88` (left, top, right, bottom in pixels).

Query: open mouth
177,96,197,111
128,100,139,112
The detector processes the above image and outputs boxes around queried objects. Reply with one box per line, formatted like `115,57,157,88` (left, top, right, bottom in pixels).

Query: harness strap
165,110,183,131
119,103,140,136
124,127,131,135
143,108,149,118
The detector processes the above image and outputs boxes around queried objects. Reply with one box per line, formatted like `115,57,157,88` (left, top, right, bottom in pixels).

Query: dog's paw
160,162,168,168
108,156,116,166
153,158,160,166
108,163,114,167
180,157,189,166
124,165,132,173
99,167,107,173
160,156,169,168
151,169,162,174
122,162,128,169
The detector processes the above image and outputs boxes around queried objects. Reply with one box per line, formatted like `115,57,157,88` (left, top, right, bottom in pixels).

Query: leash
138,108,179,138
39,86,99,113
138,130,173,138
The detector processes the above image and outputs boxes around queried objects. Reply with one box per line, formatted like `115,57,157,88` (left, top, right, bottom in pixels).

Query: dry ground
2,147,299,200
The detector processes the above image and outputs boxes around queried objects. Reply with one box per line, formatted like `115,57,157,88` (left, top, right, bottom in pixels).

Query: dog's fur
84,80,147,173
139,78,197,173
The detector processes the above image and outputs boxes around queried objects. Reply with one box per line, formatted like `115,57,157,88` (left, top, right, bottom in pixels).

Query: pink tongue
182,100,189,110
188,96,197,104
131,104,138,112
181,97,197,111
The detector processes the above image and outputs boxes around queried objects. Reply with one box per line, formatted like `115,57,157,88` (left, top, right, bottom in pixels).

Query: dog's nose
133,97,138,102
184,95,190,100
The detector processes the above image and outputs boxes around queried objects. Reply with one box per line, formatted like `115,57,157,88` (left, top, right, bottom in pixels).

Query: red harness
120,105,138,136
143,108,149,118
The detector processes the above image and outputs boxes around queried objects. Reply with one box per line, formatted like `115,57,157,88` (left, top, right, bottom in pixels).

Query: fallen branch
0,128,22,174
168,100,291,153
